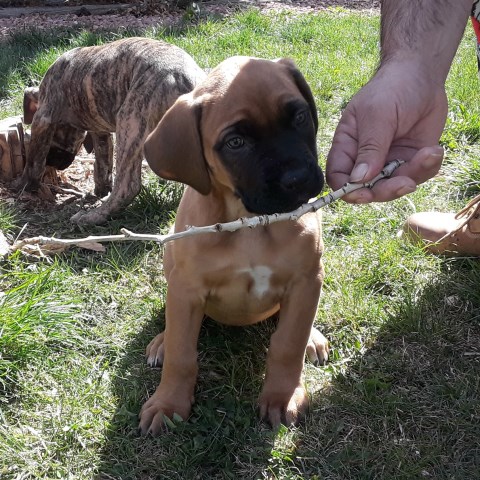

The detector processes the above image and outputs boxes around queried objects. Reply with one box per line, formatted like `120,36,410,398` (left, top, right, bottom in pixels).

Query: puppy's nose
280,168,310,190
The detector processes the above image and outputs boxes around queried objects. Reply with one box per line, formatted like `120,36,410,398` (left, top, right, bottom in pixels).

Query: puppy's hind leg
72,116,144,225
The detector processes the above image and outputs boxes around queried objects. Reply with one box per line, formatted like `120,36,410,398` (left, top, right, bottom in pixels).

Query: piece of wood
7,125,24,177
0,121,26,181
0,131,13,181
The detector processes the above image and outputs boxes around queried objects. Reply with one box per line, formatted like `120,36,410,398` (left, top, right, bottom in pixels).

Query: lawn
0,7,479,480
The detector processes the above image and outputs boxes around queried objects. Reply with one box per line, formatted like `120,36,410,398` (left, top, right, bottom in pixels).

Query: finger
337,145,443,203
326,110,359,191
393,145,443,184
365,145,443,202
336,177,413,203
326,103,396,189
340,178,417,203
348,110,396,183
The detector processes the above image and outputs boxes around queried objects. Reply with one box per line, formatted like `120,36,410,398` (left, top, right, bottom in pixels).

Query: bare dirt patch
1,1,379,39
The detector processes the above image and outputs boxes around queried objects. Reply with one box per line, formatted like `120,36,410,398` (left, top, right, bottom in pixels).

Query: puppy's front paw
71,209,108,226
306,327,329,366
146,332,165,367
139,390,192,436
258,385,308,428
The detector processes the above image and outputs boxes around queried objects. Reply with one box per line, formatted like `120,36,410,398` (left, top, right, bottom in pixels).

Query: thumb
349,123,395,183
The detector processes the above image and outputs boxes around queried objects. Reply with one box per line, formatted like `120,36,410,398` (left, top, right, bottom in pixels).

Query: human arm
326,0,473,203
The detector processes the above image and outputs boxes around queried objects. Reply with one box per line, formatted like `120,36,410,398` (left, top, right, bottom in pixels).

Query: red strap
472,15,480,44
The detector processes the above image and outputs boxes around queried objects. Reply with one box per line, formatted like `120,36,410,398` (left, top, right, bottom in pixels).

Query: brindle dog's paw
71,209,108,226
258,385,309,428
306,327,329,366
10,175,41,194
10,176,26,192
146,332,165,367
13,178,55,202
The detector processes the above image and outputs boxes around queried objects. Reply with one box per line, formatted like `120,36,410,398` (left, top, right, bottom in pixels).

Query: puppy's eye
226,136,245,150
294,111,307,125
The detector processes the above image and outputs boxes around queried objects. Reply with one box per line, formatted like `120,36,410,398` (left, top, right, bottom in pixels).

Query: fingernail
397,184,417,196
424,152,443,168
431,146,444,157
350,163,369,183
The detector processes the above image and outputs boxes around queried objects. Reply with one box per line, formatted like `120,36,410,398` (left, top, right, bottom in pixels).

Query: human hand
326,61,447,203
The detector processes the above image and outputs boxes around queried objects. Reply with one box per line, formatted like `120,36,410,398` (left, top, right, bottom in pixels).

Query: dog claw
145,332,165,367
258,385,308,428
146,353,163,368
71,209,109,225
306,327,329,366
139,392,190,436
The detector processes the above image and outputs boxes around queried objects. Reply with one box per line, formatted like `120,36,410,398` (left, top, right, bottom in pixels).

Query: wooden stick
9,159,405,254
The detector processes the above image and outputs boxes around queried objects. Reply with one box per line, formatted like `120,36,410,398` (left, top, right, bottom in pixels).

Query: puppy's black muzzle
280,166,314,192
219,113,323,215
240,161,324,215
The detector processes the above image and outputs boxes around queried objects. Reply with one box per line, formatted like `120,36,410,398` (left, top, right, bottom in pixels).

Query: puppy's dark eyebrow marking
219,119,257,141
283,98,309,116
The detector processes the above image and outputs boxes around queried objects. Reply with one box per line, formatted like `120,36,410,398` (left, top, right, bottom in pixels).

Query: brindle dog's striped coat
15,37,205,225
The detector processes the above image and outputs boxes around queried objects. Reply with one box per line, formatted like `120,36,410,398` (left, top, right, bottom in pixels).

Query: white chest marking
239,266,273,298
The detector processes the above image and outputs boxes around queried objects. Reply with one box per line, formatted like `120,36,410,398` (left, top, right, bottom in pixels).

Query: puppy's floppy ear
144,94,211,195
23,87,40,124
275,58,318,133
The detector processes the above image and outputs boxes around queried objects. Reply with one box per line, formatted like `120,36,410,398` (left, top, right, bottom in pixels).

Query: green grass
1,7,480,479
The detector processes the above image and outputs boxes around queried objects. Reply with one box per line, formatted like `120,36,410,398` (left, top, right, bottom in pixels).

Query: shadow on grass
290,259,480,479
4,179,480,478
7,188,480,477
96,316,279,479
73,203,471,479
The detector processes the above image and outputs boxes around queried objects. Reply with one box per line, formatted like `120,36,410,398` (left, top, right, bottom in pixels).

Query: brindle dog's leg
91,133,114,198
71,105,145,225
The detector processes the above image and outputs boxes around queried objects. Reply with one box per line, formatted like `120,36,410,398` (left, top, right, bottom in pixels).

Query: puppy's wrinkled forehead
198,57,305,138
